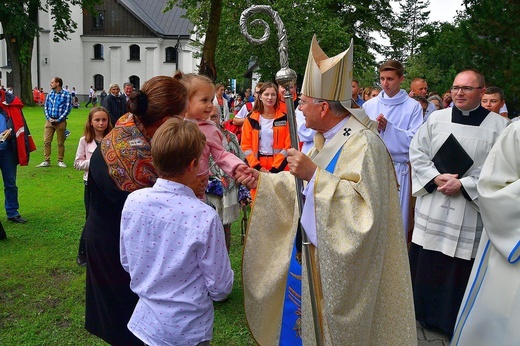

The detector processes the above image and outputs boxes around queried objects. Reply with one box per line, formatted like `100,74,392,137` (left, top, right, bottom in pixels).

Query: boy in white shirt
120,117,233,346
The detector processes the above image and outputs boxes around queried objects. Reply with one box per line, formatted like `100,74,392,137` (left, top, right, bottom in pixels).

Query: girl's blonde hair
173,71,214,100
84,106,112,143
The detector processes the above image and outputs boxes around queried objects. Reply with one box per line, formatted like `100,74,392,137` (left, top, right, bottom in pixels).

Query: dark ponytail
127,90,149,117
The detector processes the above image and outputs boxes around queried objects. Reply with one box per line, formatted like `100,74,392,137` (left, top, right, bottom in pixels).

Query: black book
432,133,474,178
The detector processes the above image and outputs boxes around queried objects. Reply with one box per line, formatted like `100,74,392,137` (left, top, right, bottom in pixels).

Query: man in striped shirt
37,77,72,168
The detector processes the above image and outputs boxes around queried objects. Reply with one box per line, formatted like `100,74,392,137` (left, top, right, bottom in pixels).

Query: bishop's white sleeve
301,171,318,247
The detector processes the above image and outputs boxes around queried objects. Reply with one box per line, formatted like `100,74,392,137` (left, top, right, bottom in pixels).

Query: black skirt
409,243,474,337
84,148,142,345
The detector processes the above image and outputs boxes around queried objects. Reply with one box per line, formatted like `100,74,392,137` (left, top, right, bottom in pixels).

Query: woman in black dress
84,76,205,345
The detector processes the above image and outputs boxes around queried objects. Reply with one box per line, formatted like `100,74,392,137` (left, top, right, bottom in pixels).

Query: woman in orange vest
241,82,291,198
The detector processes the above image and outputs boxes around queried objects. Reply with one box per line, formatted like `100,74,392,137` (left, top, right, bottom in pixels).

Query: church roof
118,0,193,39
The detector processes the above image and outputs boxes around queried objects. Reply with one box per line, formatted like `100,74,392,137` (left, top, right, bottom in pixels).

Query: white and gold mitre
301,35,354,108
301,35,376,131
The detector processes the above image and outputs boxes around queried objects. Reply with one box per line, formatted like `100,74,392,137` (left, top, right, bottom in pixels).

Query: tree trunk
6,35,34,106
0,1,38,105
198,0,222,81
4,34,35,106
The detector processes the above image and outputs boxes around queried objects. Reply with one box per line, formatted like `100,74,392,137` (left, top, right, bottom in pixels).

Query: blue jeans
0,148,19,218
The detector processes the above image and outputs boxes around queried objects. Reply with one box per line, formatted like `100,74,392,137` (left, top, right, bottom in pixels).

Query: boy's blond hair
151,117,206,177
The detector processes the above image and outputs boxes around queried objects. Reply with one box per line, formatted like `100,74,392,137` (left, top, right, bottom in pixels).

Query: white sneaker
36,161,50,168
57,161,67,168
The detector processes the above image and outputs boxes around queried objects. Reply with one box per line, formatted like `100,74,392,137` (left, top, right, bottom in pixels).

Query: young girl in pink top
174,72,247,199
74,106,112,266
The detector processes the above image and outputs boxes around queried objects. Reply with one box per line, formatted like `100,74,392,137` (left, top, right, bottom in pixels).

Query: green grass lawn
0,105,255,345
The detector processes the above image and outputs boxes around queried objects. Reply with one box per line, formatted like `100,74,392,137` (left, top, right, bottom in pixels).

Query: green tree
175,0,394,88
408,0,520,115
386,0,430,63
405,21,468,94
459,0,520,114
167,0,223,80
198,0,223,81
0,0,100,105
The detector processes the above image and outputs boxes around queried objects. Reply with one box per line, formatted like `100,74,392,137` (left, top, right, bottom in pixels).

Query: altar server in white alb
363,60,424,239
452,120,520,345
409,69,509,337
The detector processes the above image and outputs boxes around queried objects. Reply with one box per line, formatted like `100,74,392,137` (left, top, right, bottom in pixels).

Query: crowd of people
1,33,519,345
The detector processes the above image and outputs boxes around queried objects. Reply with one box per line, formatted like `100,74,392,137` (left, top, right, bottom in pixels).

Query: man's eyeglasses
298,99,323,106
450,86,483,93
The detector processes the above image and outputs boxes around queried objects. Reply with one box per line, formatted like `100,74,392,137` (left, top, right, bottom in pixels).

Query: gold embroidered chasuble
242,122,416,345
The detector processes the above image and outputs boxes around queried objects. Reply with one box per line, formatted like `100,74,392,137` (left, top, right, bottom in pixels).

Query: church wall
2,3,199,99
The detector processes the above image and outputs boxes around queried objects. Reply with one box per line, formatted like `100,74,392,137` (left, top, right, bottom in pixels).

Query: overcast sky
425,0,464,23
371,0,465,59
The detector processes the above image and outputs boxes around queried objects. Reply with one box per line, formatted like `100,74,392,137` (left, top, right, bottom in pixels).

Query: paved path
417,322,451,345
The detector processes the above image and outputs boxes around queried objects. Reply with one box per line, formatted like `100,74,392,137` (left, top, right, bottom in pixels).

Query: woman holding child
83,76,207,345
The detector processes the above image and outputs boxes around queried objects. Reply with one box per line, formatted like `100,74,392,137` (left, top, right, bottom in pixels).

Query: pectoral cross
441,199,455,216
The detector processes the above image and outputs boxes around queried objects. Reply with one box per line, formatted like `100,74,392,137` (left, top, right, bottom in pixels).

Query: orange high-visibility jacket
241,109,291,173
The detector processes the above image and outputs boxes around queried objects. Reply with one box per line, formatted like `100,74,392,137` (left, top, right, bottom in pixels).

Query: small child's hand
233,164,249,179
235,167,259,190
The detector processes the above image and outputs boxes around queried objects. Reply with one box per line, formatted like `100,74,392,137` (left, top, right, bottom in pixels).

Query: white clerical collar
323,116,350,143
459,105,480,116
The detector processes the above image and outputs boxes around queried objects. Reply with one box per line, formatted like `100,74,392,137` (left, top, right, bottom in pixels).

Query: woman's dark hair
252,82,279,114
127,76,188,126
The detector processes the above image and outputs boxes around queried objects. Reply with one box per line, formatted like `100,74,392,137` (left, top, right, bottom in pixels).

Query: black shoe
8,215,27,224
0,222,6,240
76,254,87,267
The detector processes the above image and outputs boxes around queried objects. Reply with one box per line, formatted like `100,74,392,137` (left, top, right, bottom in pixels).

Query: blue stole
279,245,302,344
326,149,341,173
279,147,342,345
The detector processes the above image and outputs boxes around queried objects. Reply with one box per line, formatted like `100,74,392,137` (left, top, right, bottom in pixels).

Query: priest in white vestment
236,36,416,346
409,69,509,337
363,60,424,240
452,121,520,345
